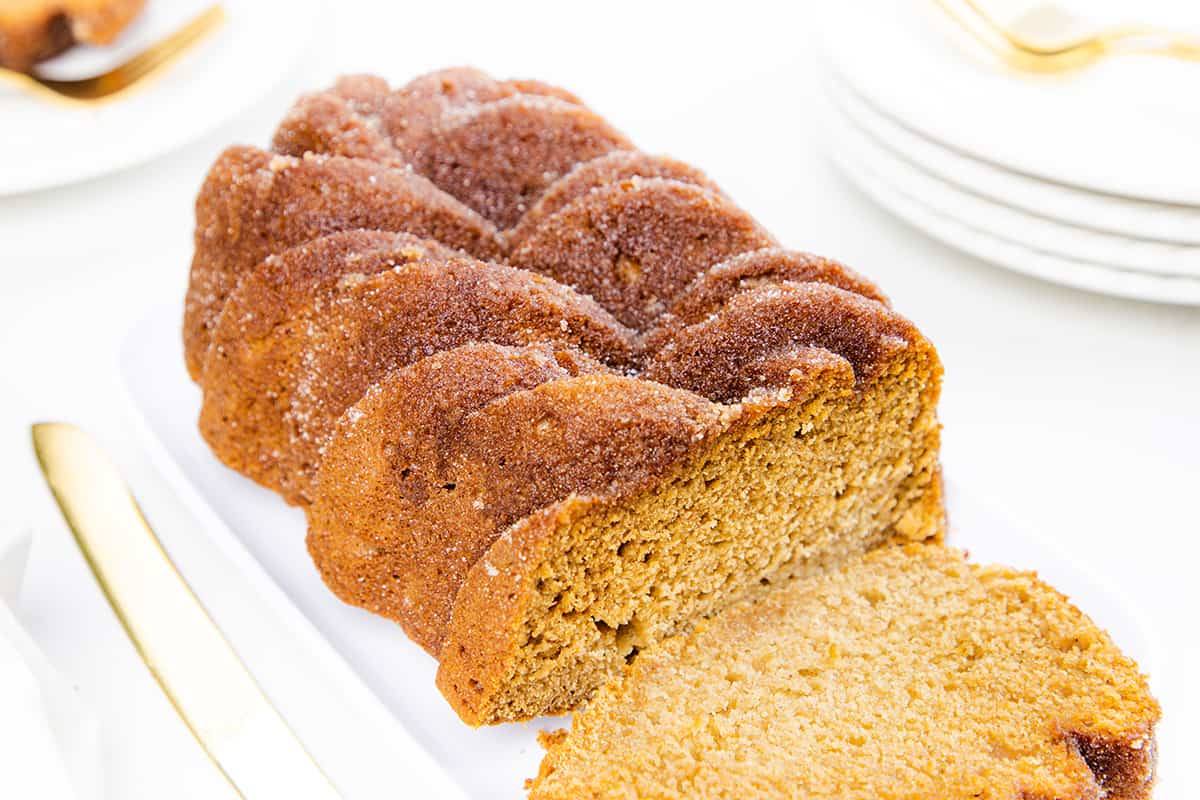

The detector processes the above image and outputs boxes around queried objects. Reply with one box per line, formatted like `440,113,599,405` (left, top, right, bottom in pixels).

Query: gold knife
32,422,342,799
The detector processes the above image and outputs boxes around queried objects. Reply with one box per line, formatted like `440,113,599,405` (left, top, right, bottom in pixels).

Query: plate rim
824,71,1200,248
822,81,1200,279
0,0,325,196
815,1,1200,207
825,124,1200,306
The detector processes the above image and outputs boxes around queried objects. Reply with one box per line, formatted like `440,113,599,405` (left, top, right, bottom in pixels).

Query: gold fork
938,0,1200,72
0,4,225,105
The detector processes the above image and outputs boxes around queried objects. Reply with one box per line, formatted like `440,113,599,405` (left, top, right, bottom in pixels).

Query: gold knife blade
32,422,341,799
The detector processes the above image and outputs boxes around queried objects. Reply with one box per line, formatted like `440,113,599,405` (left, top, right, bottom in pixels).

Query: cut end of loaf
437,341,944,725
526,543,1160,800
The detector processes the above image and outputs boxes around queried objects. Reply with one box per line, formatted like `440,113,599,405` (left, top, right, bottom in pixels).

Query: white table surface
1,2,1196,797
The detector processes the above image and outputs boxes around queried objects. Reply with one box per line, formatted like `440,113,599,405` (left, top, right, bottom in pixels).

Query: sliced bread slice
529,543,1159,800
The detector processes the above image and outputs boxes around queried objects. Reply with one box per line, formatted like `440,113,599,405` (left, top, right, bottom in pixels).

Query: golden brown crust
0,0,144,72
404,96,633,227
183,145,505,380
642,283,921,403
510,177,777,329
307,343,608,653
272,70,609,229
203,254,635,506
1073,729,1158,800
382,68,584,158
309,366,723,654
505,151,726,248
642,248,890,352
270,75,398,163
198,231,464,500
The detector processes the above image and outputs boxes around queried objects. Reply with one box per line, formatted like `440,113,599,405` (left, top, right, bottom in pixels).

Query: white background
1,1,1196,797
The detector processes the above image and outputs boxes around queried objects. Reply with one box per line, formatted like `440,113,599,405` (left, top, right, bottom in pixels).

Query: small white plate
118,303,1165,798
815,0,1200,206
826,72,1200,247
0,0,321,196
823,80,1200,281
823,91,1200,305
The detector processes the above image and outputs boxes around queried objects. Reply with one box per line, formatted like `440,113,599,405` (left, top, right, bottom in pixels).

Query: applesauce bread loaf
529,543,1160,800
187,68,947,724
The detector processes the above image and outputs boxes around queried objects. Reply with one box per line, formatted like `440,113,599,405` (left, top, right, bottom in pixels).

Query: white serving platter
119,302,1164,798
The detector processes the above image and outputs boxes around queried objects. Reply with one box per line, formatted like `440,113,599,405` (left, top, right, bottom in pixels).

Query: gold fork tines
938,0,1200,72
0,4,226,105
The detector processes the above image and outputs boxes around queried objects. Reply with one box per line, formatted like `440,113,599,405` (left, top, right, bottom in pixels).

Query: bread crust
203,251,635,505
183,145,505,379
309,362,724,653
510,177,777,329
405,95,633,227
642,247,890,352
271,69,588,168
197,231,461,497
506,150,726,247
643,282,920,403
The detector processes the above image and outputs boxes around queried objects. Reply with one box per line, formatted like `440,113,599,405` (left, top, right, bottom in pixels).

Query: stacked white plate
814,0,1200,306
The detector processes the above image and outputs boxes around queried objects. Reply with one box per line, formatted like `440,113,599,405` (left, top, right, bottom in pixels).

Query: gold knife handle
32,423,342,799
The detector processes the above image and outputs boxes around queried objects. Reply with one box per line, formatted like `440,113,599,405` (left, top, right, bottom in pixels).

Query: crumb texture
529,544,1160,800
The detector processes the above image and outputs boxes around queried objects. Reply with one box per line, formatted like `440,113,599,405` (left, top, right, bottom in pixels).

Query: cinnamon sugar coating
510,177,777,329
183,145,504,379
405,96,633,227
204,254,635,505
382,68,585,157
309,357,723,654
643,283,920,403
199,230,463,499
272,68,597,226
505,151,725,248
271,75,398,163
642,248,889,352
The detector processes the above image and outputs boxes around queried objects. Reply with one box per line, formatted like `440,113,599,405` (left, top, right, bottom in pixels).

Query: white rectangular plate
119,303,1161,799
